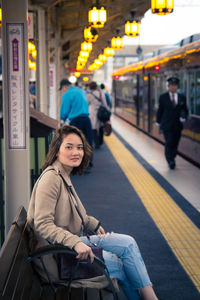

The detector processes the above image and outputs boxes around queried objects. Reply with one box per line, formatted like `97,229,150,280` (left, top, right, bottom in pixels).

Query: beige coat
86,89,109,130
27,160,119,291
27,159,99,280
27,159,99,249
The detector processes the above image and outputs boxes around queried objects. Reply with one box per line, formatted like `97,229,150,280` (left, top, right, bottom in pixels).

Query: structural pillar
37,8,49,114
2,0,30,233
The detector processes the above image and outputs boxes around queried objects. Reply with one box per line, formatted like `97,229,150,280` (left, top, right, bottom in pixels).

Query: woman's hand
97,226,106,235
74,242,94,263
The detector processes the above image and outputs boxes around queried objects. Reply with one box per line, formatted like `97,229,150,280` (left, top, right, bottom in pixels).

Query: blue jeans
81,232,152,300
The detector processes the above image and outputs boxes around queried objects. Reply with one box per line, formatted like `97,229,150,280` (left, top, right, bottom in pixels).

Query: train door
142,75,148,132
137,74,144,131
188,72,195,114
135,74,140,127
148,74,157,135
195,71,200,115
147,74,153,134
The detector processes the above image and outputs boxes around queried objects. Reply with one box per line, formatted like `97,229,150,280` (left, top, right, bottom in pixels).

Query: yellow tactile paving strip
105,133,200,291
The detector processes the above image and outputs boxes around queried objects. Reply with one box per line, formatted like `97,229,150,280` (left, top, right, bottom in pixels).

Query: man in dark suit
156,77,188,169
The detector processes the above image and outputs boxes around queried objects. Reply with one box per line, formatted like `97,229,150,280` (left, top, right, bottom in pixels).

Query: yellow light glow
79,51,89,58
111,36,124,50
77,60,86,68
104,47,115,57
81,42,93,52
125,20,140,37
88,65,94,71
83,77,89,82
151,0,174,15
84,26,98,43
78,56,87,63
0,8,2,23
88,6,107,28
31,49,37,59
98,54,107,63
28,60,36,70
76,64,84,70
94,59,103,66
28,42,36,52
74,72,81,77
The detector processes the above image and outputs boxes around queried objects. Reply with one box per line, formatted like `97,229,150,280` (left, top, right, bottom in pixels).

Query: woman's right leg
81,233,158,300
103,250,142,300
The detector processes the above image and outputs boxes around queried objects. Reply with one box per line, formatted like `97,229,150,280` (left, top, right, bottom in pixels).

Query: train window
195,72,200,115
155,77,162,108
179,73,187,97
188,73,195,114
192,33,200,43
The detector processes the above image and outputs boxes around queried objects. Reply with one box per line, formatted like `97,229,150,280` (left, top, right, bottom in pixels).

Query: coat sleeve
33,172,82,249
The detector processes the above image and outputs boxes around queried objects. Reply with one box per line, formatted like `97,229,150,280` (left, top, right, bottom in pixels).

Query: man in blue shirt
59,79,93,148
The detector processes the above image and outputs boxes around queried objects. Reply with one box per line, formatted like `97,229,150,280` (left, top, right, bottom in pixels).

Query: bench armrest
27,244,118,300
27,244,106,270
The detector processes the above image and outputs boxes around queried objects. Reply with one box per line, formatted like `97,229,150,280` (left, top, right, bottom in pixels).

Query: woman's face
57,133,84,173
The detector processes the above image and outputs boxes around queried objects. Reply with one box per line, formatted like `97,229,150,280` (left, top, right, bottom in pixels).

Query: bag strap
87,91,102,103
60,174,118,299
59,174,100,247
59,173,86,228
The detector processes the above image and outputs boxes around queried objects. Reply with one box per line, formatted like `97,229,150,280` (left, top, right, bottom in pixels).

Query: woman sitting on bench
27,125,158,300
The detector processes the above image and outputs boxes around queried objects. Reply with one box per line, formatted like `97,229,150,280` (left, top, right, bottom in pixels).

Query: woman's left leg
81,233,155,298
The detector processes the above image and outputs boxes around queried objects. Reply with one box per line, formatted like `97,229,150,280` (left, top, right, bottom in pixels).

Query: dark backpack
87,90,111,122
97,105,111,122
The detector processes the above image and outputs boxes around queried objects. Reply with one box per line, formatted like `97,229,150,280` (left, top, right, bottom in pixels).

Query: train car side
113,40,200,167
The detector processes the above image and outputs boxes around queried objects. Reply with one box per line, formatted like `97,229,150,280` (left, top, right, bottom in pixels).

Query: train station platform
71,115,200,300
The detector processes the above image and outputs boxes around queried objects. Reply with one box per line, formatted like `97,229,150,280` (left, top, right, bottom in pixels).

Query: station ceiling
29,0,151,72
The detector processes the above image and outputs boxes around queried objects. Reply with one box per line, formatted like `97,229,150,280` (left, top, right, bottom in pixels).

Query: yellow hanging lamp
111,29,124,50
125,11,141,37
74,72,81,77
151,0,174,15
88,0,107,28
98,54,107,63
81,41,93,53
104,47,115,57
84,27,98,43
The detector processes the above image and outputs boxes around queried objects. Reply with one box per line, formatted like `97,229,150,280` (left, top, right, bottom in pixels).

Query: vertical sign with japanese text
7,24,26,149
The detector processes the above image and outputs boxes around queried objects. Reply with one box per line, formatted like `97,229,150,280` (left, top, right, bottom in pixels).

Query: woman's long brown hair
42,125,92,175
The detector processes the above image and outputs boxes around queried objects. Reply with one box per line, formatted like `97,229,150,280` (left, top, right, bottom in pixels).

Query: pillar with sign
1,0,30,233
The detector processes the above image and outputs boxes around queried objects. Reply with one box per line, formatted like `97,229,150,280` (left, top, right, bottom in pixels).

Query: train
112,37,200,167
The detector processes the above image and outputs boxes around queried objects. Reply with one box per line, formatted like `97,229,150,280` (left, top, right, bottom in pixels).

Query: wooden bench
0,206,40,300
0,206,118,300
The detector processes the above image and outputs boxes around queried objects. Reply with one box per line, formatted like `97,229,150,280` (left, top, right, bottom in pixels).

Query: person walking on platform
27,125,158,300
100,83,112,108
156,77,188,169
86,81,110,149
59,78,93,148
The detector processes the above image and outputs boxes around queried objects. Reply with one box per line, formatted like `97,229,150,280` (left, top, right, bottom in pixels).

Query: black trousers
93,126,104,149
70,116,93,148
163,129,181,163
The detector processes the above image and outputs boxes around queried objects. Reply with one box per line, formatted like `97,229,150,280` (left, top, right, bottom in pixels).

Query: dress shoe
169,161,176,169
